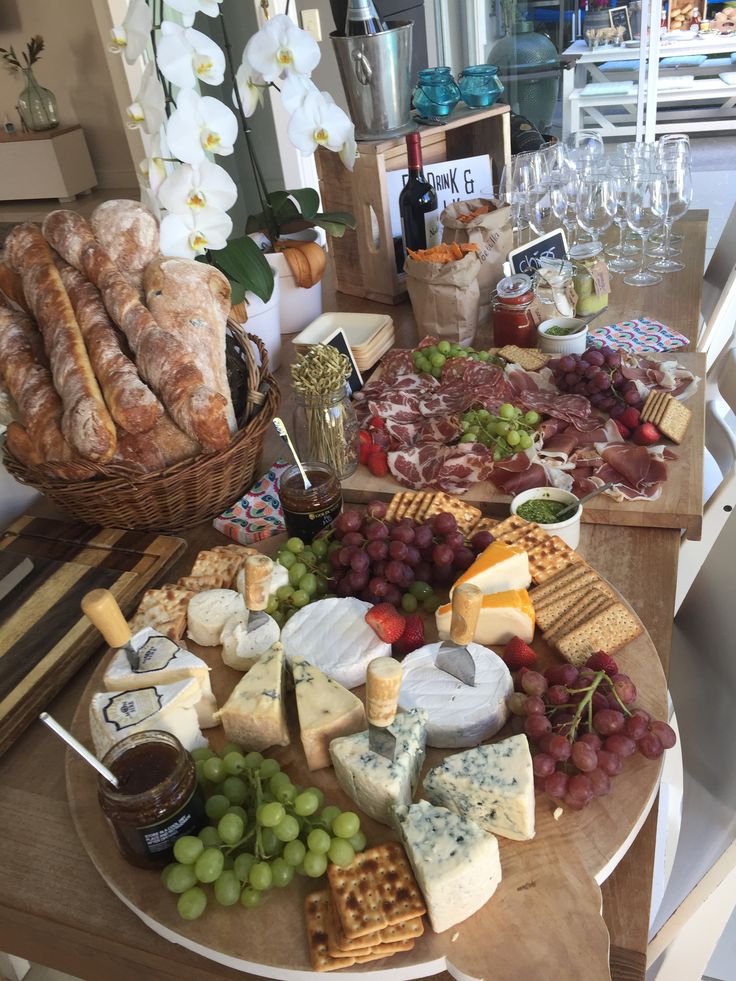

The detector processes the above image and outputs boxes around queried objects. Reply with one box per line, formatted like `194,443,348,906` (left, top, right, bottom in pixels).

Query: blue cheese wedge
329,709,427,826
423,735,535,841
102,627,218,728
89,678,205,758
220,611,281,672
187,589,246,647
292,656,366,771
398,642,513,748
216,642,289,751
393,800,502,934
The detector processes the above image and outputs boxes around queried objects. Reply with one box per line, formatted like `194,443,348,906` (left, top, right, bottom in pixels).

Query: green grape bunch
411,340,504,379
459,403,541,462
268,536,331,627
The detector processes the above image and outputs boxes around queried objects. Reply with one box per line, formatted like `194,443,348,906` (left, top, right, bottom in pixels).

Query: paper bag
404,251,481,347
440,198,513,322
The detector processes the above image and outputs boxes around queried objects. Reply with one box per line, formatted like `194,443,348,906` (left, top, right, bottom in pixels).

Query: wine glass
527,181,564,237
565,131,604,156
623,172,667,287
499,151,542,246
648,154,692,273
607,166,639,273
576,172,616,249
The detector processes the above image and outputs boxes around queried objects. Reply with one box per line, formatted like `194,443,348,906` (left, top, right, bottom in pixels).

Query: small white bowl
537,317,588,356
510,486,582,549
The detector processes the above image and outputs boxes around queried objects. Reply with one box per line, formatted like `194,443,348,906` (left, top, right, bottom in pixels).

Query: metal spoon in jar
555,481,616,522
272,417,312,490
39,712,119,787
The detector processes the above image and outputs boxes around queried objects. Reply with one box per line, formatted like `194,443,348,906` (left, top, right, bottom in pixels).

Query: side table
0,124,97,203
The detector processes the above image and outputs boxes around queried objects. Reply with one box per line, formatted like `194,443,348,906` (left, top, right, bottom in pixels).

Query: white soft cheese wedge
187,589,246,647
329,708,427,826
280,597,390,689
90,678,205,758
103,626,218,728
220,611,281,672
292,655,366,771
398,642,513,749
235,561,288,599
423,734,535,841
436,589,535,646
450,541,531,597
217,642,289,751
393,800,502,934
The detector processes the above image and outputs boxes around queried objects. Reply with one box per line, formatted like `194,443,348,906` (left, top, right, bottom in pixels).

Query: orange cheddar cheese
436,589,535,646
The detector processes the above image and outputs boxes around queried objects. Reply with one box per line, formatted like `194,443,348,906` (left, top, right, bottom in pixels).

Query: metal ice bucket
330,21,413,140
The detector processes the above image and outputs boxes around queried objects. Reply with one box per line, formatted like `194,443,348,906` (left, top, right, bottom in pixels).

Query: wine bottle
345,0,386,36
399,132,439,258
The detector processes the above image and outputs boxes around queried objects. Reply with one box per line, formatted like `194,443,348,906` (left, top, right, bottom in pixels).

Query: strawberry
358,430,374,466
393,614,425,657
504,636,537,671
367,448,389,478
365,602,406,643
619,406,641,429
369,415,386,429
632,422,661,446
613,419,631,439
586,651,619,676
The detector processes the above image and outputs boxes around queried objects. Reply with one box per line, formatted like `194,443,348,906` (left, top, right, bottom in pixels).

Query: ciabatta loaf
90,200,160,295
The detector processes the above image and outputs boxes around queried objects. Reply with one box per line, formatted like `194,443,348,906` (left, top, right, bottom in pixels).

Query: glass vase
17,68,59,132
293,385,359,480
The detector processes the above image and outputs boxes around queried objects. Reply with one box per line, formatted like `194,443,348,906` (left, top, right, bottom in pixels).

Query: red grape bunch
548,347,644,420
508,651,676,811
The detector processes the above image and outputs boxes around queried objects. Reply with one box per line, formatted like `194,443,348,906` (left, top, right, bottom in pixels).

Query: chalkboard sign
508,229,568,276
323,328,364,395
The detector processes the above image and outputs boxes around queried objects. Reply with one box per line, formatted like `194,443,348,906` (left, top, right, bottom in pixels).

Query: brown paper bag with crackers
440,198,513,324
404,248,481,348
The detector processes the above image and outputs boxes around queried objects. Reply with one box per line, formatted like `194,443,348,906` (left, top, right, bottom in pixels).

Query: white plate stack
292,313,395,374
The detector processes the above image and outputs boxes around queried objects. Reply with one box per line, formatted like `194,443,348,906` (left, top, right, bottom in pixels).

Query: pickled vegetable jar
413,67,461,118
570,242,610,316
491,274,537,347
458,65,504,108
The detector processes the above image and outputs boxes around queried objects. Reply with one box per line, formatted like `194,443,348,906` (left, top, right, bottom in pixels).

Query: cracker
555,602,643,665
527,536,582,584
640,390,667,424
305,891,356,972
658,397,691,444
533,570,612,614
466,515,499,537
386,492,411,523
534,580,599,632
353,941,415,963
326,899,424,955
497,345,550,372
328,842,426,940
423,492,481,535
129,584,194,642
528,564,593,604
510,525,552,553
491,514,531,542
545,588,612,643
403,492,431,523
177,575,223,592
189,548,242,588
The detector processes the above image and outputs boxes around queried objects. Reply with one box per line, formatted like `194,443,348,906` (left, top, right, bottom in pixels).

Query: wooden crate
316,105,511,305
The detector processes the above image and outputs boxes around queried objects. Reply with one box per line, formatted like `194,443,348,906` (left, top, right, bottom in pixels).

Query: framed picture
609,5,633,39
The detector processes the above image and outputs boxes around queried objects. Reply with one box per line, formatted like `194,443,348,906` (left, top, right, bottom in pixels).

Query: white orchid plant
111,0,356,303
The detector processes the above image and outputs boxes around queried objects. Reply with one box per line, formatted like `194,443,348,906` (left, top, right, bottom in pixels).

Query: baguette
54,256,163,434
0,379,19,426
5,422,92,481
42,210,231,452
112,414,200,473
0,260,30,312
90,199,160,295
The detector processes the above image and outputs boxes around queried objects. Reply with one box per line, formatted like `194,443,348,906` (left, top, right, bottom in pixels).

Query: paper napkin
214,458,289,544
587,317,689,354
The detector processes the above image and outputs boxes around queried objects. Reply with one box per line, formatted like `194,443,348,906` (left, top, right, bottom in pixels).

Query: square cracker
491,514,532,543
658,397,691,444
651,392,672,427
510,525,552,553
305,891,356,972
326,898,423,955
527,536,582,585
466,515,499,537
555,602,643,665
413,492,438,524
497,345,550,371
423,492,481,535
129,584,193,642
327,842,426,940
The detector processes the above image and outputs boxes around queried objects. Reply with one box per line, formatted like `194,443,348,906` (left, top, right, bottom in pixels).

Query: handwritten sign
508,229,568,275
323,328,363,395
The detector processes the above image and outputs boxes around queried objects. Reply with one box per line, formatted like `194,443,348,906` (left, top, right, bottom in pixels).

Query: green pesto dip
516,498,571,523
543,324,583,336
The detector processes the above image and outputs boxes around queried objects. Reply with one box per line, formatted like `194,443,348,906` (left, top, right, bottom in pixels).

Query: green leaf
269,188,320,220
228,278,246,306
210,236,274,304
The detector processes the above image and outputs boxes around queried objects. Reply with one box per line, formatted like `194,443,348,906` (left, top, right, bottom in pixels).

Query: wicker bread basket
2,321,280,532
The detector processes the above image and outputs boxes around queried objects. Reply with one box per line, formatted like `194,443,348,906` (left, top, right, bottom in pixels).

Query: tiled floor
0,186,137,223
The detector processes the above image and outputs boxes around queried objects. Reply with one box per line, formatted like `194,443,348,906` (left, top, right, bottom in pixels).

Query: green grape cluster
459,403,541,462
268,536,331,627
163,743,366,921
411,340,503,379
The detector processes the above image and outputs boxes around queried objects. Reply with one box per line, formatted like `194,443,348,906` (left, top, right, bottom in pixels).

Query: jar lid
496,274,533,298
569,242,604,260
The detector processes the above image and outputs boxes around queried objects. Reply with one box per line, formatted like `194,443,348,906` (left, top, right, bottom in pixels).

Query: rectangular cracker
497,345,550,371
527,536,582,585
529,564,596,604
403,491,431,523
189,548,242,588
413,492,438,524
554,603,643,665
534,581,600,632
386,493,409,523
128,584,194,642
423,492,481,535
353,942,415,963
545,588,613,643
466,515,498,537
510,525,552,552
641,390,667,424
325,901,420,958
305,891,356,972
533,571,612,614
490,514,532,543
177,575,224,592
327,842,426,940
658,397,691,444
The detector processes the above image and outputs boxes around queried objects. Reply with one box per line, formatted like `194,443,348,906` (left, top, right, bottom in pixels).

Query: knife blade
435,583,483,687
366,657,403,761
0,556,34,602
82,588,139,669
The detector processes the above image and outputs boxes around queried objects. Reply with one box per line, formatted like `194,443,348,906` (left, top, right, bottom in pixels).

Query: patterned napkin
587,317,689,354
214,458,289,544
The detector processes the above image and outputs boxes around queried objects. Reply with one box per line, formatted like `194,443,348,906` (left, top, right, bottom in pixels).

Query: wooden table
0,211,707,981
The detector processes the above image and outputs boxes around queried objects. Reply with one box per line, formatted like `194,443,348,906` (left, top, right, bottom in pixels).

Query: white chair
698,201,736,370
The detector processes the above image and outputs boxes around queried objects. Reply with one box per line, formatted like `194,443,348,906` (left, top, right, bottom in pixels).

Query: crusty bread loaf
42,210,231,452
54,256,163,434
143,256,237,434
5,224,118,463
4,421,44,467
0,260,30,312
0,379,19,427
90,199,160,295
112,414,200,472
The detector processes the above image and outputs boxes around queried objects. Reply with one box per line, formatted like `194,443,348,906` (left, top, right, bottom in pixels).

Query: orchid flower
109,26,126,54
234,53,265,118
118,0,152,64
139,136,168,197
126,62,166,135
166,89,237,165
157,21,225,88
160,207,233,259
245,14,319,84
164,0,224,28
281,72,318,115
158,161,237,215
339,130,357,172
288,91,356,166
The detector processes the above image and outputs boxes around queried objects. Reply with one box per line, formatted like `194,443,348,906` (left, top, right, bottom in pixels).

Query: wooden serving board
342,352,706,540
65,541,668,980
0,516,185,756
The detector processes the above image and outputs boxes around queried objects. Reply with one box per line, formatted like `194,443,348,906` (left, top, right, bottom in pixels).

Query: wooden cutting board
342,352,706,540
0,516,185,755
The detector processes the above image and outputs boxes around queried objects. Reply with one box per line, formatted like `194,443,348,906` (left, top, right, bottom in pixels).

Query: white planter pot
242,275,282,372
266,247,324,336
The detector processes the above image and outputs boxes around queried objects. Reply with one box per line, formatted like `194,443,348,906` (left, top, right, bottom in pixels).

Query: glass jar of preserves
293,384,359,480
412,67,461,118
458,65,505,108
98,730,206,870
534,257,577,318
491,274,537,347
569,242,610,316
279,461,343,543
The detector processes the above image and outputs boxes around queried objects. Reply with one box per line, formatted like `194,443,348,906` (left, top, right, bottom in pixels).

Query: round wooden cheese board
66,552,667,981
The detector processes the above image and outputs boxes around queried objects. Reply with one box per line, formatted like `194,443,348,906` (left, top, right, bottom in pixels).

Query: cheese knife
82,588,139,670
365,656,403,761
241,554,274,632
435,583,483,687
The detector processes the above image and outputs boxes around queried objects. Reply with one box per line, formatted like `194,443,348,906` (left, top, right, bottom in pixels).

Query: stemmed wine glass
527,180,563,236
648,152,692,273
607,166,639,273
576,172,616,249
565,131,605,156
624,172,667,287
499,151,541,248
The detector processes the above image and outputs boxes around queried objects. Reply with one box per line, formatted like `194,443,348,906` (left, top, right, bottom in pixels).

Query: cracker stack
304,842,425,972
496,345,550,372
386,490,482,535
640,390,691,444
491,514,584,585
